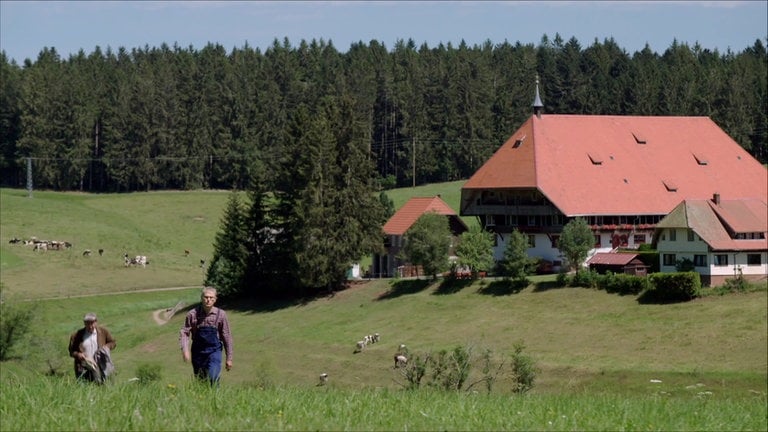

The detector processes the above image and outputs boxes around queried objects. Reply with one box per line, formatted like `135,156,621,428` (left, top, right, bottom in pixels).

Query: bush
639,272,701,303
510,342,537,394
570,269,599,288
395,344,516,394
135,362,163,384
0,284,35,361
596,272,648,295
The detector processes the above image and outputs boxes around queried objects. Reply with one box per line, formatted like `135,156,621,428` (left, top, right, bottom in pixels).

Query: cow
124,254,148,268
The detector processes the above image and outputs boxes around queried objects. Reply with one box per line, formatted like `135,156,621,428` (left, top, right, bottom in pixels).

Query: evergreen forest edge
1,35,766,194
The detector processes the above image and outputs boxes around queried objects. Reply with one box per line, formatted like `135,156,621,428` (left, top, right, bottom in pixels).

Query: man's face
84,320,97,332
201,291,217,309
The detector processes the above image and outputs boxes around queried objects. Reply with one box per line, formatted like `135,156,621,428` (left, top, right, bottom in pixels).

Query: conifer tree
205,191,248,298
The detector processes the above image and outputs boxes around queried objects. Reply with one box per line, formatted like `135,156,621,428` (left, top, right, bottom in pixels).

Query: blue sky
1,1,766,64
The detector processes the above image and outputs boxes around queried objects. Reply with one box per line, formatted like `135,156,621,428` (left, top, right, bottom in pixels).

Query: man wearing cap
68,313,116,382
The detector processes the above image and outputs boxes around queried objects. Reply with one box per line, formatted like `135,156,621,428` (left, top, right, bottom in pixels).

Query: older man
179,287,233,385
68,313,116,382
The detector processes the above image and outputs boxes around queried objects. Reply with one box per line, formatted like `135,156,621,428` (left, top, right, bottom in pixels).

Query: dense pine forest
1,34,766,193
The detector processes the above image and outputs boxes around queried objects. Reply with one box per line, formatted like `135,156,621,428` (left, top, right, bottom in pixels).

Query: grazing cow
200,259,206,268
98,249,104,256
184,249,190,257
34,242,48,252
124,254,148,268
83,249,92,256
8,237,20,244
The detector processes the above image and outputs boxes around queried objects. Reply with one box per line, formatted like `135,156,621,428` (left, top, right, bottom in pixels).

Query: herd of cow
7,236,149,268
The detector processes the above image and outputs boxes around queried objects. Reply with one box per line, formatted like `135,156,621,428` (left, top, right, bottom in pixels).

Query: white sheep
394,354,408,368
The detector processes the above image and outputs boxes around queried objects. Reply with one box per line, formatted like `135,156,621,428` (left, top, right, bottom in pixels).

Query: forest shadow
433,277,475,295
531,280,564,292
376,279,433,300
476,279,526,296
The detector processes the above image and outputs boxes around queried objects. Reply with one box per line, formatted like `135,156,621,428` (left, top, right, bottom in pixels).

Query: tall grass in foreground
1,372,765,431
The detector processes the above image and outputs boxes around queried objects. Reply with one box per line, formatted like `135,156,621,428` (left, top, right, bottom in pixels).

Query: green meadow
0,186,766,431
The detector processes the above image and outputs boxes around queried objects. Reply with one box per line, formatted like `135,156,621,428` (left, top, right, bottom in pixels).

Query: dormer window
632,132,647,144
663,180,678,192
588,152,603,165
512,134,526,148
693,152,708,165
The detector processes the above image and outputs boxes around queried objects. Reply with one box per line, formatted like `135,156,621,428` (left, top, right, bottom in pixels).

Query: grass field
1,187,766,431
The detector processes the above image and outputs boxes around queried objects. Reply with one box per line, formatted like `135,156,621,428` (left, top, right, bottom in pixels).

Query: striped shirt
179,306,233,362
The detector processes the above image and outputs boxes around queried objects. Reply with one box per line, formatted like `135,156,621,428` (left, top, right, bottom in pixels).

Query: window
506,214,518,226
527,215,537,226
747,254,761,266
527,235,535,248
663,254,676,266
669,229,676,241
687,229,695,241
714,254,728,266
633,234,646,245
694,255,707,267
550,235,560,249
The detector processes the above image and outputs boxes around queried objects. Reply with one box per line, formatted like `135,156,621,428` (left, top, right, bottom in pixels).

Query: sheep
354,340,366,353
394,354,408,368
318,373,328,386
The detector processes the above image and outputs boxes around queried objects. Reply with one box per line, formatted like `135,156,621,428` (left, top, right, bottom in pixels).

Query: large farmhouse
460,83,768,271
653,195,767,286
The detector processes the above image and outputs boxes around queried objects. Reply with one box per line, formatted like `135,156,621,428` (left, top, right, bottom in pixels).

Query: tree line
0,35,766,193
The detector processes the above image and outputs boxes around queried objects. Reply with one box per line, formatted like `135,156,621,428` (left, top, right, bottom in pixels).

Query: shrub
556,272,569,287
0,284,35,361
395,344,511,394
429,346,472,391
510,342,537,394
570,269,599,288
597,272,648,295
640,272,701,303
136,362,163,384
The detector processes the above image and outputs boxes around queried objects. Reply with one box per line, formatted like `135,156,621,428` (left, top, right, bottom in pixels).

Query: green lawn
1,187,765,431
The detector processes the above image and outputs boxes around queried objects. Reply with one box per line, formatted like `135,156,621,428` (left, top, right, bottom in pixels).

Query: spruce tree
205,191,248,298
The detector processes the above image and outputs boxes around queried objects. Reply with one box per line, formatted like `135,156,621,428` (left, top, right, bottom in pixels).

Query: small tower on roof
532,75,544,119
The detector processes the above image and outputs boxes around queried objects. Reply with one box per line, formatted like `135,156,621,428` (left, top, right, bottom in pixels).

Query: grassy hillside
1,187,766,396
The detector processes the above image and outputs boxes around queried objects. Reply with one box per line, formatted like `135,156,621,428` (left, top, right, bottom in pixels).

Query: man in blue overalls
180,287,234,385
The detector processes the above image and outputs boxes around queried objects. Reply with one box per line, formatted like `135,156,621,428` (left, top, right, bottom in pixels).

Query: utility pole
412,137,416,188
26,157,33,198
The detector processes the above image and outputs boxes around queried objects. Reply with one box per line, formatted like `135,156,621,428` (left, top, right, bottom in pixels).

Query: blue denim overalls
191,308,222,384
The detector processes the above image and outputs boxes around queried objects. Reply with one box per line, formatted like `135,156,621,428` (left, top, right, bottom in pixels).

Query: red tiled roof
587,253,641,266
382,196,463,235
656,198,767,251
462,115,768,216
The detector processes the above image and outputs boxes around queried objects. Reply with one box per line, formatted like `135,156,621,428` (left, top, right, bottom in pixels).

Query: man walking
179,287,233,384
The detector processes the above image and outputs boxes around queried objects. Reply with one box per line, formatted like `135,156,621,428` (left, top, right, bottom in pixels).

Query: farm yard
0,187,766,431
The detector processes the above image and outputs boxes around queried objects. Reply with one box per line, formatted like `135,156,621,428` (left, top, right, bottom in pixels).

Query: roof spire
532,74,544,119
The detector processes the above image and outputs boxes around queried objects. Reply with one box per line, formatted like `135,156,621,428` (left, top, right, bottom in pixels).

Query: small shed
587,253,648,276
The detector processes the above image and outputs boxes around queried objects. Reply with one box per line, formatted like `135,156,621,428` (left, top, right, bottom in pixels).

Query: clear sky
1,1,766,64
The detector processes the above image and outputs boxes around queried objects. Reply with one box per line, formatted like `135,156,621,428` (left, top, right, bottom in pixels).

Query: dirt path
152,300,187,325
